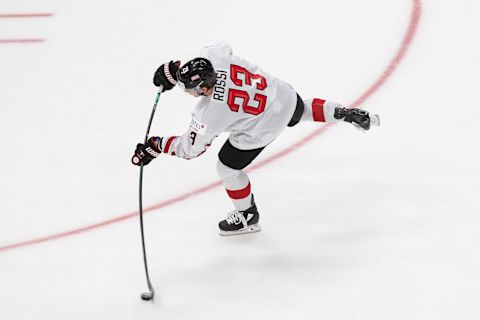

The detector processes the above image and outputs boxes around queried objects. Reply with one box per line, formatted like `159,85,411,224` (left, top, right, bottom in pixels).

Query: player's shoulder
199,41,233,59
191,96,230,134
191,96,216,123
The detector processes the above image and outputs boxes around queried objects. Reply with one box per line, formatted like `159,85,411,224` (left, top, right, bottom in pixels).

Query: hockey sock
301,98,344,123
223,171,252,211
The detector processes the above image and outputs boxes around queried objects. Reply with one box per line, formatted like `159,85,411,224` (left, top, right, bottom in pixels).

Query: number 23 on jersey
214,65,268,116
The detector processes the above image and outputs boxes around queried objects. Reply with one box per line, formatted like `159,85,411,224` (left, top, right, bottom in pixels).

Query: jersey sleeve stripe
163,136,177,154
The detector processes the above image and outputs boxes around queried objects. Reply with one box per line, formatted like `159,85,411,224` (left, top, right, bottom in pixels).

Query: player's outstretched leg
299,98,380,130
218,194,261,236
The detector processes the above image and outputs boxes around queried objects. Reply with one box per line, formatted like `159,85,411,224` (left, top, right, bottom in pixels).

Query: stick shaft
138,85,163,298
143,87,163,143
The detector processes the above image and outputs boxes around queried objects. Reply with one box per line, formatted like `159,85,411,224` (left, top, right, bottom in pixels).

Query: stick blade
141,291,154,301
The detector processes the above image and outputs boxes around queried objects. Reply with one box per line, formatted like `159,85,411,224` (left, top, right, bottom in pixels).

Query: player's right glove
153,60,181,92
131,137,163,166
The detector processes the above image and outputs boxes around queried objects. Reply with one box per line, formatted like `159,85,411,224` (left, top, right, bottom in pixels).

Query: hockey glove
153,60,181,92
334,107,380,131
132,137,163,166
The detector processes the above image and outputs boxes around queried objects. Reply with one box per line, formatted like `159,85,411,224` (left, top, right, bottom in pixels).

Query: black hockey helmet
176,58,216,94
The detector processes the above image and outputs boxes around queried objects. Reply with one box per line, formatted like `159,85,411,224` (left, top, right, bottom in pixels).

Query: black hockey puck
141,292,154,301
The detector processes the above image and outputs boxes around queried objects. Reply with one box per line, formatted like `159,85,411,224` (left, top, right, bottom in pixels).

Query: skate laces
225,210,247,227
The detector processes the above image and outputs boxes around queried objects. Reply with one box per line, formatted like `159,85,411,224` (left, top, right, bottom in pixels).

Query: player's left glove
153,60,181,92
334,107,380,131
131,137,163,166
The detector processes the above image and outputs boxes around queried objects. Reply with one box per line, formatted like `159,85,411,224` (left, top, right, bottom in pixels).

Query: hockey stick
138,85,163,302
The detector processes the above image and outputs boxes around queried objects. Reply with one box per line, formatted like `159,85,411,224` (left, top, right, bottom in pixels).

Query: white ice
1,0,479,319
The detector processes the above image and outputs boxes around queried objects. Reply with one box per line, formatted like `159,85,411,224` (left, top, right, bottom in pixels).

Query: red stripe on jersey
312,98,326,122
163,137,176,154
226,182,251,200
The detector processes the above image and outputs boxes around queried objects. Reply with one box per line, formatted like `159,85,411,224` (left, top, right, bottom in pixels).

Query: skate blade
355,114,380,132
370,114,381,127
219,224,262,236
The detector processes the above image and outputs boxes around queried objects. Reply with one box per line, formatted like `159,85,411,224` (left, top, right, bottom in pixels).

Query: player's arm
158,129,216,160
131,119,216,165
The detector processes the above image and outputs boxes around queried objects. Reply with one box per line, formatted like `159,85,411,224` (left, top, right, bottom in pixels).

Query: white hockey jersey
160,42,297,159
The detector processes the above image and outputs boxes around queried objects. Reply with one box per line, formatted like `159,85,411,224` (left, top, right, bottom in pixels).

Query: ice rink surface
1,0,480,319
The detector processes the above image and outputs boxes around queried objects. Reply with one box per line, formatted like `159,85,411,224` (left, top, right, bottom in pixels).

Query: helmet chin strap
194,87,204,96
193,81,205,96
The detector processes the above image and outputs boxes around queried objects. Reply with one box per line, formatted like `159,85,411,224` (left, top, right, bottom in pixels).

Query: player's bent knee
218,139,265,170
216,159,242,180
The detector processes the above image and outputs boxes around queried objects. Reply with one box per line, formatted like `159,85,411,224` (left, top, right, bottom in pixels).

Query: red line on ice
0,13,54,18
0,0,422,253
0,39,45,44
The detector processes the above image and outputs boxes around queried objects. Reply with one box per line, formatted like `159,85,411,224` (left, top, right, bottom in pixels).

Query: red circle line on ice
0,0,422,253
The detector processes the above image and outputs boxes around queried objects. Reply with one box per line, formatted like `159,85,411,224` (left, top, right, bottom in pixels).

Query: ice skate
334,107,380,131
219,195,261,236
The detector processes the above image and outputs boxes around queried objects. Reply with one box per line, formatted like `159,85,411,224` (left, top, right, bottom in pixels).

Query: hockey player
132,42,379,236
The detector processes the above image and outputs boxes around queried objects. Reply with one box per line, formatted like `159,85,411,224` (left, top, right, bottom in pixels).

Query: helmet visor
176,69,203,89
